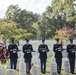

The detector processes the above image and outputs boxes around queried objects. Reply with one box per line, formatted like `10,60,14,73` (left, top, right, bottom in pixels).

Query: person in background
8,37,18,70
38,39,49,74
66,39,76,74
0,43,6,63
53,38,63,74
23,39,33,73
1,43,8,63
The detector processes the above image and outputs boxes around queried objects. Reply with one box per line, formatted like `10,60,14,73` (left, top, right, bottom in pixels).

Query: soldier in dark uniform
38,39,49,74
8,38,18,70
66,39,76,74
53,38,63,74
23,39,33,73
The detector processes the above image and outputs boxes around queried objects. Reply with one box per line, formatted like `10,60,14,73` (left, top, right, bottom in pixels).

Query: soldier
23,39,33,73
38,39,49,74
53,38,63,74
8,38,18,70
66,39,76,74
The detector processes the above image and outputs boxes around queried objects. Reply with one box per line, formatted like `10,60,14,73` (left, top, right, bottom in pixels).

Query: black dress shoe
41,71,43,73
27,72,30,74
58,72,61,74
43,72,46,74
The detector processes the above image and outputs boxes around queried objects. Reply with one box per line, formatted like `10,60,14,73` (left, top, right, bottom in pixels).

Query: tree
0,22,33,42
4,5,39,39
36,0,76,39
4,5,39,29
5,5,21,22
51,0,76,28
38,13,52,39
55,25,75,41
18,9,39,29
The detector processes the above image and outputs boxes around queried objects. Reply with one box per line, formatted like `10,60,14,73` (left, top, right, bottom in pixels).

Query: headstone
64,58,70,73
0,65,4,75
20,58,24,63
50,57,58,75
32,66,40,75
47,51,50,58
50,63,58,75
6,59,10,68
19,62,26,75
6,69,16,75
62,49,68,58
16,59,19,71
32,55,40,67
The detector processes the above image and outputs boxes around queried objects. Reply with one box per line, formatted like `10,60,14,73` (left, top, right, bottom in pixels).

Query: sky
0,0,52,18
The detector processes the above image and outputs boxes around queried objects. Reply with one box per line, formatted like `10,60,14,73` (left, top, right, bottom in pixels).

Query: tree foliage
3,5,39,39
4,5,39,29
0,22,33,42
55,25,75,40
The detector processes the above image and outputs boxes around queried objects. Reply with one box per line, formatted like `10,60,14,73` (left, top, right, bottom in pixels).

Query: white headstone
50,63,58,75
19,62,26,75
32,66,40,75
6,69,16,75
51,56,55,63
0,65,4,75
64,58,70,73
50,58,58,75
6,59,10,68
16,59,19,70
32,55,40,67
62,50,68,58
20,58,24,63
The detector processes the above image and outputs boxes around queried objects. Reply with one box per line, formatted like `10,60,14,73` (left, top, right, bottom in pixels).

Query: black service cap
55,38,59,41
10,37,15,41
42,38,45,42
69,38,73,42
25,38,29,42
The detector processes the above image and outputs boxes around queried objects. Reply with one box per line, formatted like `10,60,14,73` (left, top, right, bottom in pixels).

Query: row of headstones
50,54,70,75
0,62,41,75
0,50,50,75
0,59,70,75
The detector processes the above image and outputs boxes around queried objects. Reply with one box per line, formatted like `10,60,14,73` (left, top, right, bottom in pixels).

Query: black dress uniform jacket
53,44,63,58
8,43,18,59
38,44,49,59
23,44,33,58
67,44,76,58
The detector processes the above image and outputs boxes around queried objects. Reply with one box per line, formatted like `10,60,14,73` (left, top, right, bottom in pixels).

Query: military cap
25,38,29,42
42,38,45,42
55,38,59,41
69,38,73,42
